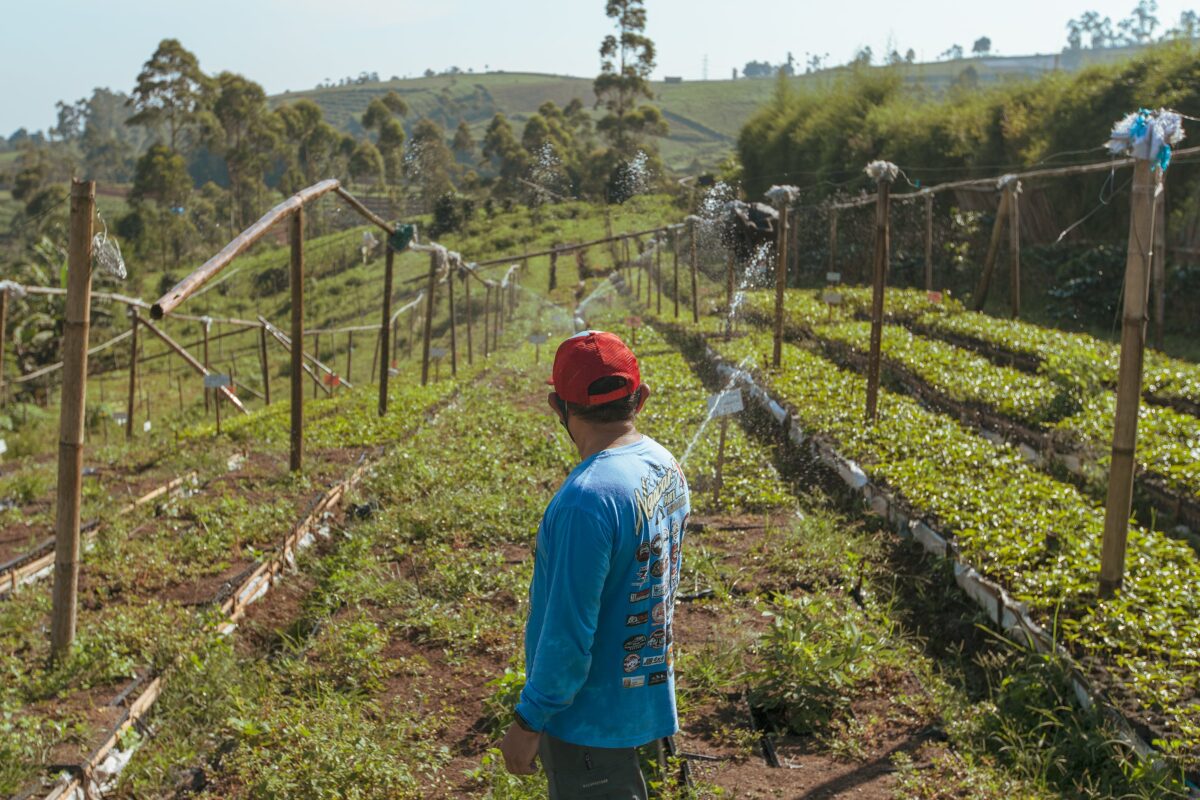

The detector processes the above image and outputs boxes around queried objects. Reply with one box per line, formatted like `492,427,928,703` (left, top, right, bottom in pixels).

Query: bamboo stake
656,237,663,314
407,304,415,360
448,264,458,377
973,188,1011,312
1099,161,1157,598
125,309,138,442
549,250,558,292
1153,190,1166,350
259,324,271,405
483,284,491,357
289,207,304,472
865,174,893,422
1009,184,1021,319
138,317,247,412
772,207,788,367
924,194,934,291
690,222,700,324
421,252,437,386
312,334,320,399
379,247,394,415
726,251,735,341
346,331,353,384
50,179,94,658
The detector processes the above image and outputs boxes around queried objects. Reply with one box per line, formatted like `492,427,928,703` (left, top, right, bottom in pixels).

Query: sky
1,0,1196,135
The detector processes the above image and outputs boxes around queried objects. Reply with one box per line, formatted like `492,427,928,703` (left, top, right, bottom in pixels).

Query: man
501,330,690,799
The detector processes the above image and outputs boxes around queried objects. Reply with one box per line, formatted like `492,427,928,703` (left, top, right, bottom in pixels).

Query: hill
270,45,1161,173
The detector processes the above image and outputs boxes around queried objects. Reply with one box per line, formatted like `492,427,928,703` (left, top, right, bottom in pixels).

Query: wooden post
408,304,416,360
865,174,893,422
259,324,271,405
1099,161,1157,598
924,194,934,292
973,188,1011,312
690,222,700,324
465,271,474,365
636,242,642,299
421,252,437,386
726,251,735,341
448,265,458,377
379,247,394,415
1009,183,1021,319
346,330,353,383
312,334,320,399
125,309,138,442
483,284,491,357
713,417,729,507
656,237,663,315
202,321,211,413
177,376,184,417
1153,190,1167,350
494,280,502,343
672,230,680,319
50,179,94,658
549,250,558,293
0,288,7,406
828,208,838,279
772,205,789,368
215,377,222,435
289,207,304,473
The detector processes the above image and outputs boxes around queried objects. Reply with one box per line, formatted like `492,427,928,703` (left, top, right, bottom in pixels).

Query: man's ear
548,392,565,423
634,383,651,413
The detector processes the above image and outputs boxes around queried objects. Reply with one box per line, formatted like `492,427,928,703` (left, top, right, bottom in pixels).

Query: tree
940,44,964,60
852,46,874,66
349,141,385,187
1118,0,1160,43
905,49,917,64
51,99,85,142
126,39,211,151
481,113,528,202
405,118,455,209
199,72,281,228
972,36,992,56
361,94,408,186
743,60,774,78
594,0,668,158
452,120,474,157
130,144,195,269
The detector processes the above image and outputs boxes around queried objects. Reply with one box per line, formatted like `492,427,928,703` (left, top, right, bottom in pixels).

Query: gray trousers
538,733,648,800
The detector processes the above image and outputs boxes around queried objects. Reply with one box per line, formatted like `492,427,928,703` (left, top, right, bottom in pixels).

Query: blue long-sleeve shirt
517,435,690,748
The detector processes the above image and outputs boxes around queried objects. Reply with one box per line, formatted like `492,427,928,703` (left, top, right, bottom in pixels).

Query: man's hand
500,720,541,775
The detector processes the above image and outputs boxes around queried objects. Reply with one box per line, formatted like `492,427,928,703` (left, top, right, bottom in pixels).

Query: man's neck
572,422,642,461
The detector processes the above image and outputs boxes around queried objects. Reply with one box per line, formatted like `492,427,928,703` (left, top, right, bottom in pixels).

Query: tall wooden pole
125,308,138,442
51,179,95,658
346,331,353,383
312,334,320,399
465,271,474,365
1152,190,1167,350
408,305,415,360
923,194,934,292
1009,183,1021,319
448,266,458,377
672,230,680,319
0,288,8,406
726,251,735,341
421,252,437,386
690,222,700,324
494,279,503,343
1099,161,1157,598
549,250,558,292
202,321,211,413
289,207,304,472
379,247,394,415
865,175,893,422
772,206,788,367
259,323,271,405
973,188,1011,312
483,284,491,357
829,208,838,278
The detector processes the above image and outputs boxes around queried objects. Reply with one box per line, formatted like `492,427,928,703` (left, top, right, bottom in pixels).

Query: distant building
664,76,683,84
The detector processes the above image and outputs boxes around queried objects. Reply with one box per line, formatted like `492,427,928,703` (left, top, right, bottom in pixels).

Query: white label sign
706,389,744,418
528,333,549,345
143,420,152,433
826,272,841,283
0,439,7,456
430,347,448,359
821,290,844,306
113,412,128,425
204,373,232,389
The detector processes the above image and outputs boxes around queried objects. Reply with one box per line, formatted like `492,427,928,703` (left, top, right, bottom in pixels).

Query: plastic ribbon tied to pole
92,214,127,280
997,174,1023,194
764,185,801,207
864,161,899,184
1108,108,1185,172
0,280,27,299
389,223,417,252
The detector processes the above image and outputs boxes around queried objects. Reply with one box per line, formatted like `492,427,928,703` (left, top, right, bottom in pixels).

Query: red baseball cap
549,330,641,406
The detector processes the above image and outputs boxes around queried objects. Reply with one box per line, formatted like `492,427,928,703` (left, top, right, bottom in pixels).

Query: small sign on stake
626,316,642,328
927,291,943,304
204,373,232,390
430,346,448,360
826,272,842,284
821,290,844,306
143,420,152,433
706,388,744,418
323,373,342,388
527,333,549,345
112,411,128,426
0,439,7,456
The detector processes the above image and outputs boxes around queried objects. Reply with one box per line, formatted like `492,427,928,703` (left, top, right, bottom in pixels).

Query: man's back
519,434,690,748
